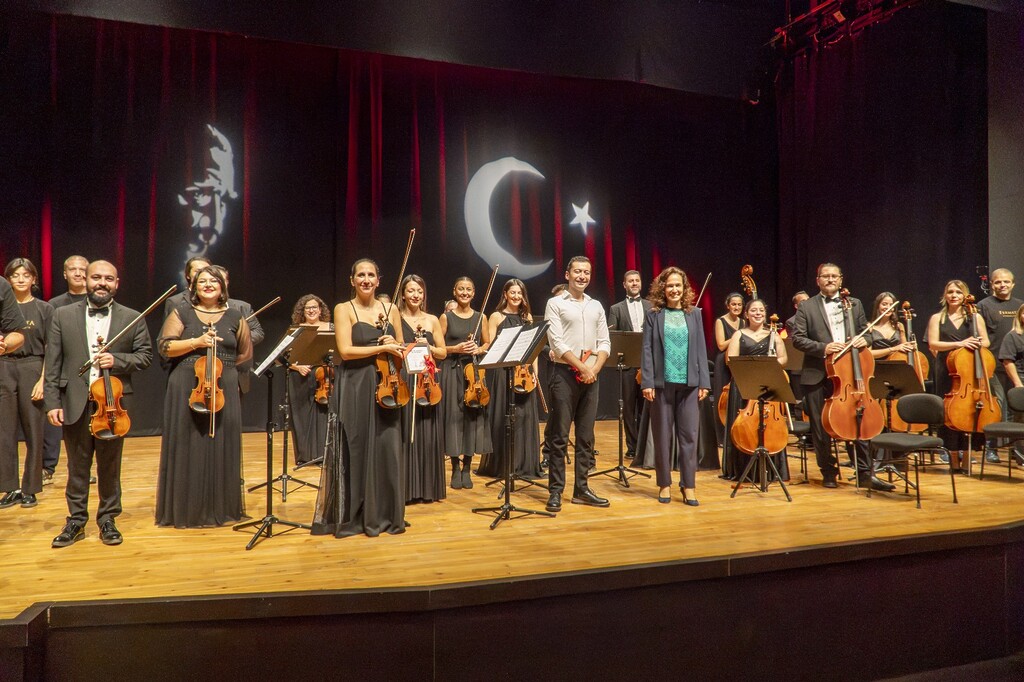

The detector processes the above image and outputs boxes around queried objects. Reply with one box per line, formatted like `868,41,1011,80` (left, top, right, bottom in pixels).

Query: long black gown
402,319,446,503
713,316,742,443
476,314,543,480
287,367,331,466
156,304,250,528
312,307,405,537
440,311,492,458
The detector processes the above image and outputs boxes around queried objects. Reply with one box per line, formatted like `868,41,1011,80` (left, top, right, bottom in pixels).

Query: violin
375,313,411,409
822,290,885,441
88,336,130,440
463,264,499,408
188,324,225,439
412,323,442,407
943,295,999,434
571,349,595,383
513,364,536,394
314,361,334,405
881,302,930,433
729,315,790,456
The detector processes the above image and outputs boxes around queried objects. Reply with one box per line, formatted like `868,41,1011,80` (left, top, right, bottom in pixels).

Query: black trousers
619,370,642,456
0,356,45,494
650,383,699,489
547,364,599,496
62,408,126,526
802,378,871,479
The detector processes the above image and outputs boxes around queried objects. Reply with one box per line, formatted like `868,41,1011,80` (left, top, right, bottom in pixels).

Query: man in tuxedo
792,262,894,492
162,256,211,320
45,260,152,547
607,270,651,460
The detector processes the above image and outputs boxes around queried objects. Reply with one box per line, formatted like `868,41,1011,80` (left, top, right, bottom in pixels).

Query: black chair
787,420,811,483
867,394,957,508
980,386,1024,481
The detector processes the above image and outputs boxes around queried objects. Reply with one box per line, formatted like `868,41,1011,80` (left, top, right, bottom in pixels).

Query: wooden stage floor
2,421,1023,620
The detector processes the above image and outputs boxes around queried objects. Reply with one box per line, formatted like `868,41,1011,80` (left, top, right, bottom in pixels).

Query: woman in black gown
724,298,789,482
157,266,252,528
477,279,543,481
399,274,447,503
312,258,407,537
715,293,744,477
439,276,492,490
927,279,990,464
286,294,333,466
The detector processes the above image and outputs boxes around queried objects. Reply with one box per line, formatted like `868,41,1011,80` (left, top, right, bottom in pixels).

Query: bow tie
824,297,840,304
627,297,641,303
88,306,110,317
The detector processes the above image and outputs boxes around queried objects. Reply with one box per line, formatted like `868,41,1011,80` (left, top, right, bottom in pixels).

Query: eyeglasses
303,305,321,311
817,274,841,281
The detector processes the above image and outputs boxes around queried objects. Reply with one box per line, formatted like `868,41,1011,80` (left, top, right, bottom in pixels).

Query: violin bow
832,299,898,361
245,296,281,324
469,264,500,344
696,272,712,307
381,229,417,332
77,285,178,377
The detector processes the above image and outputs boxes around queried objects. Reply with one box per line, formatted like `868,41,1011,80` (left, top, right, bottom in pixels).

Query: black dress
935,314,975,450
402,319,446,503
440,311,492,458
287,368,332,466
713,316,742,441
156,305,249,528
476,314,543,480
312,305,405,537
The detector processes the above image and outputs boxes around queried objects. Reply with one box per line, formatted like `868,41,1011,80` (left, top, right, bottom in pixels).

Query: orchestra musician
0,259,46,509
477,278,543,481
312,258,406,537
162,256,211,320
926,279,990,467
156,266,251,528
544,256,611,512
285,294,333,466
607,270,652,461
715,292,745,477
791,262,895,491
784,291,809,336
399,274,448,503
640,266,710,505
998,304,1024,394
44,260,152,547
207,265,263,395
977,269,1023,463
439,276,493,490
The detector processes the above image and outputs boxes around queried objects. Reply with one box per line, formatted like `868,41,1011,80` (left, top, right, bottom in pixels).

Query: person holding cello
439,276,493,490
312,258,406,538
44,260,152,547
156,266,251,528
285,294,333,466
792,263,895,491
926,279,991,470
723,298,788,482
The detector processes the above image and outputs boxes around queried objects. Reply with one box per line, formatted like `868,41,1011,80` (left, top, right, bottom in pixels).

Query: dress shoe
937,452,950,464
681,489,700,507
450,464,462,490
0,490,23,508
571,489,610,508
545,492,562,513
657,488,671,504
860,475,896,492
99,520,123,546
822,475,838,489
52,522,85,548
20,494,37,508
985,449,1001,464
461,467,474,490
42,470,54,486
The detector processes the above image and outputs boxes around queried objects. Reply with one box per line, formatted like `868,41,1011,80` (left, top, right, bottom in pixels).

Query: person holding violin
312,258,406,538
285,294,333,466
640,266,710,505
439,276,493,490
0,259,51,510
791,263,895,491
977,269,1023,463
713,292,745,452
477,278,544,481
156,266,251,528
398,274,447,503
44,260,152,547
926,279,991,467
722,298,788,482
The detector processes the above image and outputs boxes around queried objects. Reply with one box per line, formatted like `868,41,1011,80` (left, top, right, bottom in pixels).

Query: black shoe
461,467,474,490
0,490,23,508
822,475,838,489
20,494,37,508
99,520,123,546
571,489,610,508
545,492,562,513
52,522,85,548
681,489,700,507
860,475,896,492
450,463,462,490
985,449,1001,464
539,458,549,471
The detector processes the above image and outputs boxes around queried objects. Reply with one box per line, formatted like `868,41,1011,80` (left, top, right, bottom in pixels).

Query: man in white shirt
543,256,612,511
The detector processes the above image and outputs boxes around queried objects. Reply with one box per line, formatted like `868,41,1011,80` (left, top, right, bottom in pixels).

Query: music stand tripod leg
593,362,651,486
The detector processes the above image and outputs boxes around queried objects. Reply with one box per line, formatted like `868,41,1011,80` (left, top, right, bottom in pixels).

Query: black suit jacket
44,301,153,423
608,297,653,333
640,307,710,390
791,293,868,385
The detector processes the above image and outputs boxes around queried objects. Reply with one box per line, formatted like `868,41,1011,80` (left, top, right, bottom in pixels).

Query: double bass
89,336,130,440
729,315,789,455
943,295,999,434
822,290,885,442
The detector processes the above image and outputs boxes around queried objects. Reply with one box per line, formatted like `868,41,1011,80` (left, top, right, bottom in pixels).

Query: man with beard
45,261,152,547
607,270,651,461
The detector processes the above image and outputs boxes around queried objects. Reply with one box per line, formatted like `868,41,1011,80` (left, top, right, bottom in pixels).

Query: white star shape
569,202,595,236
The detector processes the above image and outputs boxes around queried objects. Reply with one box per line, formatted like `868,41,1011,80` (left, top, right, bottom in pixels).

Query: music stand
727,356,796,501
472,321,556,529
870,360,926,480
233,326,317,550
593,331,651,487
290,330,341,469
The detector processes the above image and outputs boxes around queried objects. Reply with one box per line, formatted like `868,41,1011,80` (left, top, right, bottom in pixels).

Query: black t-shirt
9,298,53,358
48,291,88,309
977,295,1023,369
0,279,27,335
998,331,1024,378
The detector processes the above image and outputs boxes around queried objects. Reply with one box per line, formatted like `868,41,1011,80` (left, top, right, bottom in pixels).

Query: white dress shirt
545,292,611,363
823,296,847,343
627,297,644,332
85,303,113,384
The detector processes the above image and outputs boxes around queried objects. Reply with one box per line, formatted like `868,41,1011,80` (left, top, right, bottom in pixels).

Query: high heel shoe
681,488,699,507
657,487,671,504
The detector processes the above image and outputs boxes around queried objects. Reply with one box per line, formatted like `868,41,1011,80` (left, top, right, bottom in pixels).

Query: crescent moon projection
464,157,552,280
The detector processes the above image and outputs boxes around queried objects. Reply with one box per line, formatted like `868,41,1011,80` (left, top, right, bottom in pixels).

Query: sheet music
506,325,544,364
481,326,518,365
255,327,306,376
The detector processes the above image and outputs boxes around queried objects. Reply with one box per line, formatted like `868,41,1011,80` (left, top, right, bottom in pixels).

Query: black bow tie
824,297,840,304
627,297,641,303
88,306,110,317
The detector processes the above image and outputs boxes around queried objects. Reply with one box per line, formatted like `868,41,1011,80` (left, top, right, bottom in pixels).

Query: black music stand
728,356,796,501
233,326,317,550
593,331,651,487
472,321,556,529
289,330,341,472
870,360,926,480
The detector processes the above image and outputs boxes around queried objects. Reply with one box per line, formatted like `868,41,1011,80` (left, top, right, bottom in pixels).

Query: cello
729,315,790,456
822,290,885,442
881,302,930,433
943,295,1000,435
88,336,131,440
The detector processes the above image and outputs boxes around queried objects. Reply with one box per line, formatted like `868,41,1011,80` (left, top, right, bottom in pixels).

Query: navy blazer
640,306,710,390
